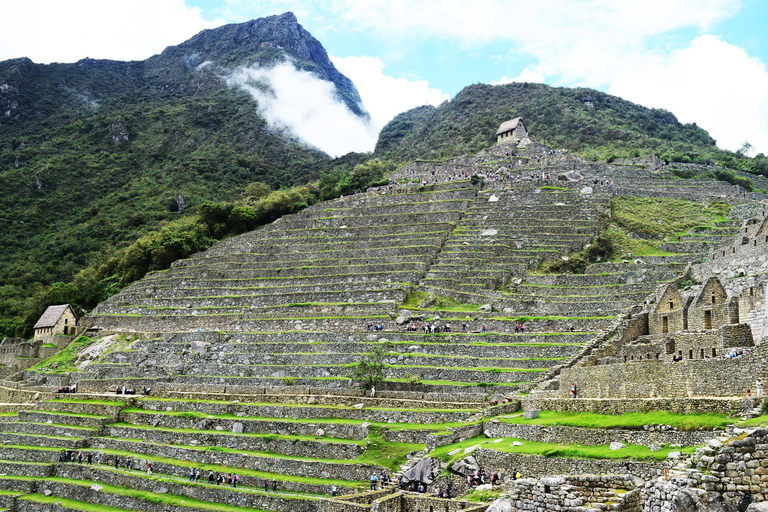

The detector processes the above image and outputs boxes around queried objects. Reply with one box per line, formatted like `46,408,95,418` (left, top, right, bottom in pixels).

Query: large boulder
559,170,583,182
402,457,444,485
451,455,479,476
486,498,514,512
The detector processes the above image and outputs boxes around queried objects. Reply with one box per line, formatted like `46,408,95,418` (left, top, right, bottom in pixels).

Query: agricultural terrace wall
473,448,662,481
559,344,767,399
483,422,716,447
521,397,744,416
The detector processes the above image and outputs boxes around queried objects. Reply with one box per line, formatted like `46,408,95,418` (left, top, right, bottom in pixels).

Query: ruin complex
1,134,768,512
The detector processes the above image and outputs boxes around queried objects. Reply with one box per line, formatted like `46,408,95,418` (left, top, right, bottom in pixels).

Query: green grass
10,476,275,511
429,435,697,464
20,494,137,512
608,196,732,259
354,427,424,470
498,410,734,430
737,415,768,427
30,336,97,374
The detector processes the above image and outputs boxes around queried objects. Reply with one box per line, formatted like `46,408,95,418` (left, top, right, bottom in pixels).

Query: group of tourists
56,384,77,393
59,450,99,465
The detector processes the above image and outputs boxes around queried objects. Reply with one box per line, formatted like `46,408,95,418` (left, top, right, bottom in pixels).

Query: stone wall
502,474,643,512
521,397,744,416
559,345,767,399
473,449,662,481
483,422,716,448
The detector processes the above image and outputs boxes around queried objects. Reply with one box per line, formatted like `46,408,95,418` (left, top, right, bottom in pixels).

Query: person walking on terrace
77,451,83,464
264,477,269,492
757,378,764,400
331,484,337,497
370,473,379,490
571,382,578,399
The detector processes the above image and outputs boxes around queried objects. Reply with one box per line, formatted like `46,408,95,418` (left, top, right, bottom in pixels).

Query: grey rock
232,422,244,434
609,442,626,450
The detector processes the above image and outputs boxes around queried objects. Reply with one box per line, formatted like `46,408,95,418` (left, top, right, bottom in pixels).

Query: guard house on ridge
496,117,528,145
34,304,78,341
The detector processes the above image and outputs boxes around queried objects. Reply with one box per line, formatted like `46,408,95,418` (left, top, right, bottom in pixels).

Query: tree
351,343,391,389
244,181,271,199
739,141,754,157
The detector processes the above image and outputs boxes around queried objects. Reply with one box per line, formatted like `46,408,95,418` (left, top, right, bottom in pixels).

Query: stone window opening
624,355,628,362
669,301,674,309
711,294,716,305
704,310,712,329
678,350,682,359
712,348,717,357
544,485,552,494
701,349,705,359
656,353,660,359
689,349,693,359
750,287,754,297
662,316,669,333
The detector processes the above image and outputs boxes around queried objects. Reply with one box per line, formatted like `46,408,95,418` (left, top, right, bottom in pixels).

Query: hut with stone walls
687,277,729,331
648,283,684,335
33,304,78,341
496,117,528,145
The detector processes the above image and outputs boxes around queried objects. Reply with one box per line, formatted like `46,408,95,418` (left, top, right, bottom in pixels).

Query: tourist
757,378,764,399
272,479,277,492
114,456,120,470
434,486,441,497
370,473,378,490
86,452,92,465
147,462,152,475
481,324,486,333
446,482,452,498
233,474,238,488
491,470,499,486
571,382,578,399
189,468,195,482
331,484,337,497
370,386,375,398
264,477,269,492
77,451,83,464
417,483,425,493
195,468,201,482
207,471,214,484
95,453,101,466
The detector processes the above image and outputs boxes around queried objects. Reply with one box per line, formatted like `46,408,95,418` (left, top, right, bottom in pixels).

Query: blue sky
1,1,766,155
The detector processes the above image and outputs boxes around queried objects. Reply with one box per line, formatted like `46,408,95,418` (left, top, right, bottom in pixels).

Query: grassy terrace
108,422,366,445
429,435,697,464
132,397,478,413
120,407,470,431
497,410,735,430
4,476,276,512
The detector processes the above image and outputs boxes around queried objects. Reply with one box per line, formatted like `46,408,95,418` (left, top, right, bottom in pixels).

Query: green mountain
0,12,369,336
375,83,766,173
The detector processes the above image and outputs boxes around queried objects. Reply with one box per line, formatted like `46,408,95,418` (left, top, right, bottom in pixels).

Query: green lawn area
429,435,697,464
737,415,768,427
607,196,731,259
497,410,734,431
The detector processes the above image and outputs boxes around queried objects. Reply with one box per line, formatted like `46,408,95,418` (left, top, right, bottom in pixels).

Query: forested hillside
375,83,768,175
0,13,372,336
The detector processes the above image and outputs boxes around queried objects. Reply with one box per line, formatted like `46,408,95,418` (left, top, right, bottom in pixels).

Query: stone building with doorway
33,304,78,341
496,117,528,144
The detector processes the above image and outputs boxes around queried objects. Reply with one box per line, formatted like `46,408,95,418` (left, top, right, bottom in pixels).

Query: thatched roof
34,304,75,329
496,117,525,135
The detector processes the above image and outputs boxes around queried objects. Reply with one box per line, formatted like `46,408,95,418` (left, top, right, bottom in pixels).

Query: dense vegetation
375,83,768,175
0,14,375,337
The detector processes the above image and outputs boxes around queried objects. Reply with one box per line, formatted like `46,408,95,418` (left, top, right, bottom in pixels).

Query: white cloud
225,60,378,157
491,68,545,86
609,35,768,154
0,0,224,63
330,56,449,128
